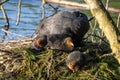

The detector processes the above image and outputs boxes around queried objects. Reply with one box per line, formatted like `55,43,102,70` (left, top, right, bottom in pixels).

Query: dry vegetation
0,36,120,80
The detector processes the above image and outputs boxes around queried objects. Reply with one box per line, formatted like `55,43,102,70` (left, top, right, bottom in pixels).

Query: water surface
0,0,119,41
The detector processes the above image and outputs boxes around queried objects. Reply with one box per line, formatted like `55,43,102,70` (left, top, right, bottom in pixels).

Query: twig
46,50,53,80
6,33,14,40
3,39,33,47
4,39,33,43
0,49,11,54
1,39,33,49
2,29,30,39
47,3,59,13
88,17,94,21
117,13,120,28
41,0,45,19
87,34,109,45
1,5,9,41
99,53,114,59
1,5,9,31
105,0,109,10
91,20,97,42
16,0,22,26
0,0,9,5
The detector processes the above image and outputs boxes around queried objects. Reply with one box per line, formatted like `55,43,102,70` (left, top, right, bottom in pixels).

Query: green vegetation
0,41,120,80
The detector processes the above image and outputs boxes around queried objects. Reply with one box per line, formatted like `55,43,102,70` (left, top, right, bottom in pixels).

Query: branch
2,29,31,39
45,0,120,13
41,0,45,19
0,3,9,29
85,0,120,63
1,5,9,41
88,34,109,45
0,0,9,5
117,13,120,28
16,0,22,25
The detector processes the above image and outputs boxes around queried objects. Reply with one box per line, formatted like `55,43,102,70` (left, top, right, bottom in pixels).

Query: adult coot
34,11,90,51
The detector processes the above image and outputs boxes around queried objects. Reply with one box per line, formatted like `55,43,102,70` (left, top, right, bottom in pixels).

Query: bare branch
117,13,120,28
88,34,109,45
105,0,109,10
41,0,45,19
2,29,30,39
45,0,120,13
16,0,22,26
0,0,9,5
47,3,59,13
1,5,9,30
1,5,9,41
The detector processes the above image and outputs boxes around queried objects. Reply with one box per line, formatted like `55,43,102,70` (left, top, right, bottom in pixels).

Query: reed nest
0,39,120,80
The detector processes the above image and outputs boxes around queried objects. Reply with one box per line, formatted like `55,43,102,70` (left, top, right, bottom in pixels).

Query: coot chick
46,34,74,52
66,51,85,72
33,34,74,52
32,35,47,51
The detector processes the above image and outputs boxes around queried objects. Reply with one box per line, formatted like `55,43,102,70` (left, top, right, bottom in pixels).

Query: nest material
0,40,120,80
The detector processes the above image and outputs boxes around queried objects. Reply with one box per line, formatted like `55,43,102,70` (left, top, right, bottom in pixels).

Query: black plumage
46,34,74,52
34,11,90,51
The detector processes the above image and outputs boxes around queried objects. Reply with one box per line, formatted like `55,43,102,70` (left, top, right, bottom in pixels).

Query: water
0,0,60,40
0,0,119,41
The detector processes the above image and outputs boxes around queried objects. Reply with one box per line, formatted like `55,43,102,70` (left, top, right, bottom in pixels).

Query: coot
66,51,85,72
36,11,90,46
34,11,90,51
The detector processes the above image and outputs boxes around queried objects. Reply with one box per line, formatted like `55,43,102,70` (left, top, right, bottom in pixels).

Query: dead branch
99,53,114,59
105,0,109,10
2,29,30,39
0,5,9,30
87,34,109,45
41,0,45,19
45,0,120,13
16,0,22,25
47,4,59,13
46,0,89,10
3,39,33,47
4,39,33,43
0,0,9,5
117,13,120,28
1,4,9,41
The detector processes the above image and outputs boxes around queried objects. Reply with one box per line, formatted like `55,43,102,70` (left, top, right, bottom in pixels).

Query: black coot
34,11,90,51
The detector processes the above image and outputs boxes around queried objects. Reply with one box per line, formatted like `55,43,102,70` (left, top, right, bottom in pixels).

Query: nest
0,40,120,80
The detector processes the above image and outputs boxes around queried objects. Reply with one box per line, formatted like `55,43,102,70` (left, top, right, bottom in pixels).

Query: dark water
0,0,119,41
